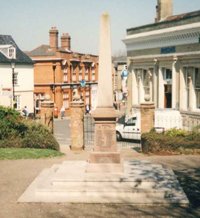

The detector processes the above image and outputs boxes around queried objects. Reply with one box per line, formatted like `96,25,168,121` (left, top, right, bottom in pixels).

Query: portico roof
127,10,200,36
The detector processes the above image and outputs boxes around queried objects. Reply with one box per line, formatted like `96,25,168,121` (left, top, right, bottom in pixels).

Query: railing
83,114,141,151
83,114,94,151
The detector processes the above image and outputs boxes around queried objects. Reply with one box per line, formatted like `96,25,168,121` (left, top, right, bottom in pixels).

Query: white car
116,116,141,141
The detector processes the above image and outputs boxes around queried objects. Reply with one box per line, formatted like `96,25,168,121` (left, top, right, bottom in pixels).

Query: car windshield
126,118,136,125
117,115,126,124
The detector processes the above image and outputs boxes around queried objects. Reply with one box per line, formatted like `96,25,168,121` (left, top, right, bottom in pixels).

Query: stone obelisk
87,13,122,172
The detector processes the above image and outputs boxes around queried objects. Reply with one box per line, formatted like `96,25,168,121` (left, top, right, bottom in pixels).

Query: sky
1,0,200,56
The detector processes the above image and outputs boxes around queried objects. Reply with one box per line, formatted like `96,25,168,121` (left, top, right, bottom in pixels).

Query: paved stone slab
18,160,189,205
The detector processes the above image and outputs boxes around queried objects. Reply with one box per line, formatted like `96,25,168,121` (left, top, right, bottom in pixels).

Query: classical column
132,68,138,105
172,59,177,109
126,65,133,114
158,66,164,108
176,64,180,110
139,69,144,103
179,66,187,110
153,61,158,107
148,69,153,102
188,68,196,111
87,13,122,173
136,69,143,104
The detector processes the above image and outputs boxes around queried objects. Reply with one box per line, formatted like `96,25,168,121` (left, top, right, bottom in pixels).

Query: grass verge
0,148,64,160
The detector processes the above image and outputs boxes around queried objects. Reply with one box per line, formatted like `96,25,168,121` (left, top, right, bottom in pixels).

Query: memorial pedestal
87,107,122,172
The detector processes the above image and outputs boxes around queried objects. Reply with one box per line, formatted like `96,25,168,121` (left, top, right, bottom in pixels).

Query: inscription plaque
95,124,115,147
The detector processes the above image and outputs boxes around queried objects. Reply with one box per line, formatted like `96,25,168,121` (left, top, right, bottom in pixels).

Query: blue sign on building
80,79,86,87
161,46,176,54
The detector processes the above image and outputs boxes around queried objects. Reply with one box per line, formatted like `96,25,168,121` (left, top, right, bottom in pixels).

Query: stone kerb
140,102,155,134
70,101,84,151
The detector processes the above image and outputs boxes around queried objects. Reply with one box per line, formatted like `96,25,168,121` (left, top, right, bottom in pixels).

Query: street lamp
11,60,15,108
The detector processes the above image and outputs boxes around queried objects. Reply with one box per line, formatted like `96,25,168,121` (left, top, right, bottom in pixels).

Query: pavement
54,117,71,153
0,149,200,218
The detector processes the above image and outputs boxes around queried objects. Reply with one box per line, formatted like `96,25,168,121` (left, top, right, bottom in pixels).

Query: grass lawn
0,148,64,160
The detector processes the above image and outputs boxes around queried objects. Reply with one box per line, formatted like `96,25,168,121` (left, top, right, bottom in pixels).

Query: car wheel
116,131,122,141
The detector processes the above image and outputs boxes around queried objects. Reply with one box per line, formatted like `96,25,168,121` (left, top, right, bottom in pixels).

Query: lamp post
11,60,15,108
52,63,56,103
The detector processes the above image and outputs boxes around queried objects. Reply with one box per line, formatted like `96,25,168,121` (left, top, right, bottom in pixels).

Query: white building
123,0,200,130
0,35,34,113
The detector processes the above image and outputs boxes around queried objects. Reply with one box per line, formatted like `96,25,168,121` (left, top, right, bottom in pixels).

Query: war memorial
18,13,188,206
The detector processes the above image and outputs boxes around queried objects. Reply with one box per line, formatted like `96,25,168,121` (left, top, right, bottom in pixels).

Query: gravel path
0,149,200,218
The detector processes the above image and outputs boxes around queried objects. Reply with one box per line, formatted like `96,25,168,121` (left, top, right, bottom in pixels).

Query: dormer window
0,45,16,59
8,47,16,59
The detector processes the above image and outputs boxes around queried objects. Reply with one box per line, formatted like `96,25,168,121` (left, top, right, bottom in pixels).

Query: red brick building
27,27,98,116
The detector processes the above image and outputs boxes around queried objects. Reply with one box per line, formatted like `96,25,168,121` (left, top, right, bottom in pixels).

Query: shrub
0,106,20,120
141,129,200,154
0,106,59,151
21,122,59,151
165,128,187,137
0,106,27,140
192,125,200,133
0,137,22,148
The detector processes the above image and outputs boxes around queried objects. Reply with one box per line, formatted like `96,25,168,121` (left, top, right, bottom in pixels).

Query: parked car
116,115,141,141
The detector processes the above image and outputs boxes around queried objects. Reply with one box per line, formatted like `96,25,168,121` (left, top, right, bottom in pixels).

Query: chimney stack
61,33,71,51
49,27,58,50
155,0,173,22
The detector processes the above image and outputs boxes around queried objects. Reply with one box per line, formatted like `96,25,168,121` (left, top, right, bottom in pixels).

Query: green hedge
21,122,59,150
0,106,59,151
141,128,200,154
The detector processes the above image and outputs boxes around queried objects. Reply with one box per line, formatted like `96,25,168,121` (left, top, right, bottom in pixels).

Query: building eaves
112,56,127,63
164,10,200,22
0,35,33,65
127,10,200,36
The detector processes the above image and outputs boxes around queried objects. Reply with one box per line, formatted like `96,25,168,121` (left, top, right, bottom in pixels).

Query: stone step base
18,160,189,205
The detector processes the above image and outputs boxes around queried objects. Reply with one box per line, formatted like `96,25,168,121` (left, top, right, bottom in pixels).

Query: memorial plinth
70,101,84,151
88,108,121,162
18,160,189,205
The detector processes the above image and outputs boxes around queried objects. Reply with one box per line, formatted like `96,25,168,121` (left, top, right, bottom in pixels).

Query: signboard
1,88,12,97
80,79,86,87
161,46,176,54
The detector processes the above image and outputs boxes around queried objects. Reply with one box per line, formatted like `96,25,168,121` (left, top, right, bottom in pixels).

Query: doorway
164,84,172,108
